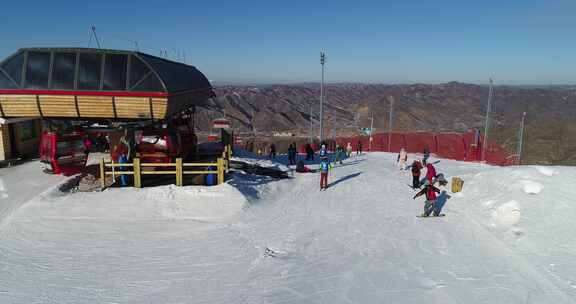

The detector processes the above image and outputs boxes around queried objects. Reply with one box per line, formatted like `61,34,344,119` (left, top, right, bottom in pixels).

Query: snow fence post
100,158,106,190
217,158,224,184
133,158,142,188
175,158,183,187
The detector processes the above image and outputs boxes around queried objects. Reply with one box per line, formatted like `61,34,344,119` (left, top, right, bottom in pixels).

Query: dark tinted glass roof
0,48,212,94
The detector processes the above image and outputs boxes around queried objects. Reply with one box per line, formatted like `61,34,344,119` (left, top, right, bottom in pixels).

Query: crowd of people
398,147,449,217
258,141,450,216
259,141,366,190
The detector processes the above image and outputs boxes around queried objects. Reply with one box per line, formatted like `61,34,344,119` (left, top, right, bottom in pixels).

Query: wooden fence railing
99,144,232,190
100,157,226,189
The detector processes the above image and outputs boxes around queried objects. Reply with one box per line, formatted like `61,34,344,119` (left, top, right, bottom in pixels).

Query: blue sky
0,0,574,84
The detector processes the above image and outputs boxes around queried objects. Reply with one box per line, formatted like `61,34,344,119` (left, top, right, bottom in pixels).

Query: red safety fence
334,129,517,166
234,129,517,166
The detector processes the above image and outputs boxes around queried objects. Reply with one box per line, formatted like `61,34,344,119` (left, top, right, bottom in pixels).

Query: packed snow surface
1,153,576,303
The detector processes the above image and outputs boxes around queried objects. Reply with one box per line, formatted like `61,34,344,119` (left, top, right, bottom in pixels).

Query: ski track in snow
0,153,575,303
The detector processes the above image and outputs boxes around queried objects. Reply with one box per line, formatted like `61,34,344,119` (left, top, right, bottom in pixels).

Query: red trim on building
0,89,169,98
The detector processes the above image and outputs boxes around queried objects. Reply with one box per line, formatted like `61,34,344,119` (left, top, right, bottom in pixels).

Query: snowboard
417,214,445,218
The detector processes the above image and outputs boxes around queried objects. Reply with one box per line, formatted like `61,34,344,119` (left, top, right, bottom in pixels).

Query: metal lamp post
319,51,326,142
517,111,527,164
482,78,494,162
388,97,394,152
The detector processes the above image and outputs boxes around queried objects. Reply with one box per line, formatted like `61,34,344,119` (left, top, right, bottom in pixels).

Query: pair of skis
416,214,445,218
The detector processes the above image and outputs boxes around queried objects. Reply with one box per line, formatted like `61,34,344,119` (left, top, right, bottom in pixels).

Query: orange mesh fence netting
334,130,517,166
235,130,517,166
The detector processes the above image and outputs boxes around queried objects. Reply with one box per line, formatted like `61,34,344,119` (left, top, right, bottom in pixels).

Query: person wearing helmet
413,179,441,216
319,156,332,190
319,144,328,160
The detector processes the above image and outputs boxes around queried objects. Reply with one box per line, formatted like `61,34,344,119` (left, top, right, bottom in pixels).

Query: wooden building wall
0,124,11,161
0,95,168,119
0,119,41,161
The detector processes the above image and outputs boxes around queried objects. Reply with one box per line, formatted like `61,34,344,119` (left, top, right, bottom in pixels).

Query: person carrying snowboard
411,160,423,188
413,180,442,217
397,147,408,170
319,157,331,190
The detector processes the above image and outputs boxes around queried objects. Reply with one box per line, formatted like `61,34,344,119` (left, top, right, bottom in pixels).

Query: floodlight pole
517,111,527,165
482,78,494,162
369,112,374,151
319,51,326,142
91,26,102,49
388,98,394,152
309,103,313,143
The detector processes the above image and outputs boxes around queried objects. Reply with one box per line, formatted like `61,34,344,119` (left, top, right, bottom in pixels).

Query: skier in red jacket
411,160,423,188
413,180,441,217
425,163,437,184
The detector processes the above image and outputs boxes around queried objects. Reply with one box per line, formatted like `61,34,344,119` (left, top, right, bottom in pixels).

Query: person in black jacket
287,143,297,165
269,143,277,160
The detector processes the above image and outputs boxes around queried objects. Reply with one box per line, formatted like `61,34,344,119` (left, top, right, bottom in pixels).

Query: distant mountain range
196,82,576,165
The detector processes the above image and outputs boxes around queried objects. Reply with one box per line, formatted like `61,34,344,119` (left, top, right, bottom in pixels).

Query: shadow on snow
329,172,362,188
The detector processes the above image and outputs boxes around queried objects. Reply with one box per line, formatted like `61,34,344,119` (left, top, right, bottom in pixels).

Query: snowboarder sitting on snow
319,157,332,190
413,180,442,217
296,160,315,173
434,173,448,187
411,160,423,188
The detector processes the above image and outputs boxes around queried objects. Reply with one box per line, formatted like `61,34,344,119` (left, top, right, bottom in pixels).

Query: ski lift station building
0,47,213,161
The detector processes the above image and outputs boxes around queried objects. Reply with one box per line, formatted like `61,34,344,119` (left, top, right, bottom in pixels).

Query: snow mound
517,180,543,195
534,166,557,177
491,200,521,229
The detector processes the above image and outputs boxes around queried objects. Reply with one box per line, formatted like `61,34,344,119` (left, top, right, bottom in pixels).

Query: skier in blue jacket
319,144,328,159
319,156,331,190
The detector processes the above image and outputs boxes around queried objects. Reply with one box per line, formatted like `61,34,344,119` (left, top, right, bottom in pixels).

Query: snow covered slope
0,153,575,303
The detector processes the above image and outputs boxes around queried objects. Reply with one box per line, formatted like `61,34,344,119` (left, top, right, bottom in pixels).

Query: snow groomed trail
1,153,575,303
